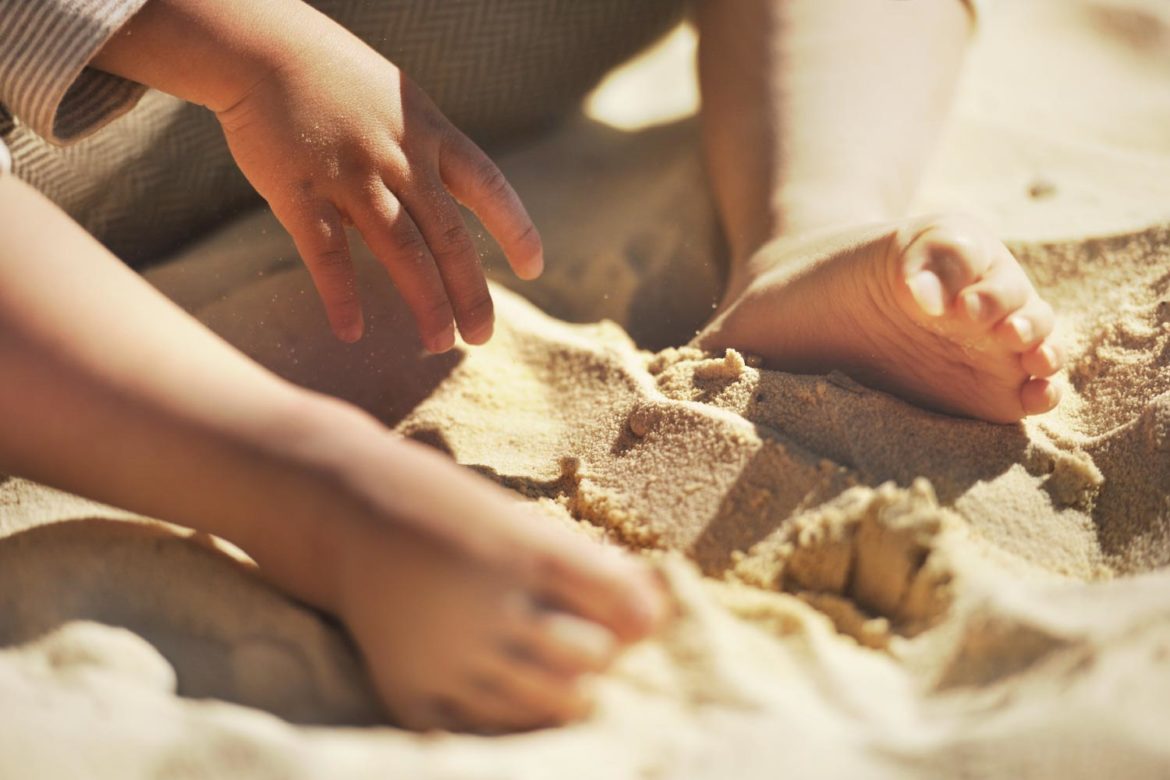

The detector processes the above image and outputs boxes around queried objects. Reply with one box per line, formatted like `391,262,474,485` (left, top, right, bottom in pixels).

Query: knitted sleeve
0,0,151,144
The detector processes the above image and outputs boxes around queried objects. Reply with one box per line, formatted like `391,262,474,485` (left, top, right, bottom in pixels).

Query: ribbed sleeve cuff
0,0,152,145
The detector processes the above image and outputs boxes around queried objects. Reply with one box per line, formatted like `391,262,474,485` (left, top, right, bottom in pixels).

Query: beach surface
2,1,1170,776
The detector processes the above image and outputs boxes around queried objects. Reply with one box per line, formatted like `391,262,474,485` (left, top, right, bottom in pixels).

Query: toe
901,219,994,303
1021,377,1062,415
507,611,618,676
906,270,947,317
1021,340,1064,378
955,253,1031,326
995,299,1055,351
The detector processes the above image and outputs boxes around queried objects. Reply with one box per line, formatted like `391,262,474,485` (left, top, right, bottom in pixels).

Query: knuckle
421,110,450,137
332,288,361,309
461,292,493,322
511,220,541,250
314,247,350,271
475,162,511,198
433,222,475,260
421,293,454,323
389,224,430,258
326,279,360,307
294,179,317,198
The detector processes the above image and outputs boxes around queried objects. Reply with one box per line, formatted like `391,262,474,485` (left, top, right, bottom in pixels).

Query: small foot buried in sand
696,214,1064,423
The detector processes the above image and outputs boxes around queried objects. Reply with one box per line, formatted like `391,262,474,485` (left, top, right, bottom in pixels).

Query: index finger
439,132,543,281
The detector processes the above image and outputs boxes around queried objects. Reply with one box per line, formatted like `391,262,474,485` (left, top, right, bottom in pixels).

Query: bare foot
334,440,666,733
696,214,1063,423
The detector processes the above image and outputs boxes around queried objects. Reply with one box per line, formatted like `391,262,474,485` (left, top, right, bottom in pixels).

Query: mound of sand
2,0,1169,777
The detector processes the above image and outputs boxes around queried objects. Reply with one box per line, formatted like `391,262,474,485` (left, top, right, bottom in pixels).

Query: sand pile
2,0,1170,777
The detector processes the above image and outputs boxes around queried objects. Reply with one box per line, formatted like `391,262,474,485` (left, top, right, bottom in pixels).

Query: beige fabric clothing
0,0,981,264
0,0,151,143
0,0,689,263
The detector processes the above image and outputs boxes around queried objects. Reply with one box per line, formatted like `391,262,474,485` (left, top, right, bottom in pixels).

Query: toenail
963,292,984,320
909,271,945,317
1041,344,1059,370
1009,316,1033,344
430,323,456,353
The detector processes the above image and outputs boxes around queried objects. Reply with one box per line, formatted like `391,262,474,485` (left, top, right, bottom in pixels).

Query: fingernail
908,271,945,317
431,323,456,353
339,321,363,343
522,251,545,281
463,320,494,346
1008,315,1033,344
963,292,985,321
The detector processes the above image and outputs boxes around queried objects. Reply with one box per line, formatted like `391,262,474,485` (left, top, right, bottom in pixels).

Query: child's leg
0,175,665,731
693,0,1063,423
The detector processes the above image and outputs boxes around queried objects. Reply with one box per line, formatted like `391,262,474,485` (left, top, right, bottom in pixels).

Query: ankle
731,190,899,262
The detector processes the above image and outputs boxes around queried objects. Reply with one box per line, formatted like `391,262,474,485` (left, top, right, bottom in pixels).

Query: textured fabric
1,0,689,264
0,0,151,143
0,136,9,175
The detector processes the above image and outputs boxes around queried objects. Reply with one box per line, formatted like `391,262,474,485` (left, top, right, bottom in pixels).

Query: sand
2,0,1170,776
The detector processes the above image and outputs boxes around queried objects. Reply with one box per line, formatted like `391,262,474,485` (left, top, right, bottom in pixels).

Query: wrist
91,0,324,112
226,389,389,614
727,196,897,268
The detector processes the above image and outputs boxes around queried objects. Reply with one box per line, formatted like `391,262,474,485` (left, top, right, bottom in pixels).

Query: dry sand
3,0,1170,777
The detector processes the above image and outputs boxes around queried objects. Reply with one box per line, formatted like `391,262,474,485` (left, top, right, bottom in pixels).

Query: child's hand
214,22,542,349
91,0,538,348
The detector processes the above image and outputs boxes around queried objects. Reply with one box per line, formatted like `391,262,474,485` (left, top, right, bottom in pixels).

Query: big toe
899,218,1057,350
899,217,995,317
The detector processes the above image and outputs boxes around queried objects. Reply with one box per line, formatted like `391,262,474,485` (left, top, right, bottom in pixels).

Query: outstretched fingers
440,131,544,281
278,200,364,343
398,176,496,345
349,186,457,353
327,129,537,350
